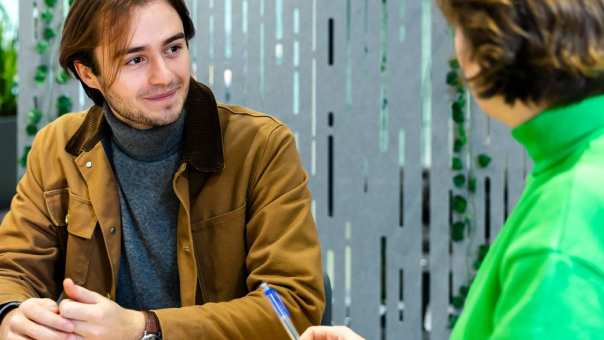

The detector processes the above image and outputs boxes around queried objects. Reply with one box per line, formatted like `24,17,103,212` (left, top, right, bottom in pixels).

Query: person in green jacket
436,0,604,339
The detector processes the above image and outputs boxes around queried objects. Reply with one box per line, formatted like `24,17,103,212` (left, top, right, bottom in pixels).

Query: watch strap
143,310,161,335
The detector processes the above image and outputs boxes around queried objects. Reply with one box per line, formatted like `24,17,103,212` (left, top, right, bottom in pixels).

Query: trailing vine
21,0,74,168
446,58,493,328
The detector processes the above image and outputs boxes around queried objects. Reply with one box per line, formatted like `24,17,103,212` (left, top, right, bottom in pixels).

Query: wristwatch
140,310,162,340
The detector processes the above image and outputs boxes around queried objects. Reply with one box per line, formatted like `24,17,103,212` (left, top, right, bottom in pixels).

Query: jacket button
85,161,93,168
183,244,191,253
65,214,70,225
110,226,117,234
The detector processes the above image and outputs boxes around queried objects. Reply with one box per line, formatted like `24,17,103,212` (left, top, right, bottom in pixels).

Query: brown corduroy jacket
0,80,324,339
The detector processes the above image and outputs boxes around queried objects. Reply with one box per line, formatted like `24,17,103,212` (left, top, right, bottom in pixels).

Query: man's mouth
144,88,179,102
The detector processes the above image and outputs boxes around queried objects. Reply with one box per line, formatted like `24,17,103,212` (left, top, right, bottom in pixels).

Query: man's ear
73,61,102,90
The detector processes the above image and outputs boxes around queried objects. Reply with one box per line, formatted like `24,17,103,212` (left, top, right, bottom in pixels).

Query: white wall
1,0,18,33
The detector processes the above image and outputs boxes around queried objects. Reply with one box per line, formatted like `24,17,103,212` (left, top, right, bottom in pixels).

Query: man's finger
300,326,327,340
12,313,73,340
39,298,60,313
59,299,102,322
21,303,75,333
71,319,102,339
3,334,30,340
63,278,99,304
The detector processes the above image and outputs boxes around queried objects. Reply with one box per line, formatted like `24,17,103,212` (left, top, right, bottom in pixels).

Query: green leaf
41,9,54,24
453,174,466,188
55,69,71,84
449,58,460,70
446,71,458,87
44,0,57,8
19,145,32,168
35,40,50,54
478,245,490,260
34,65,49,85
478,154,492,168
459,285,469,298
43,27,56,41
452,102,465,123
26,124,38,136
0,26,18,115
452,157,463,171
453,138,467,153
27,108,43,125
468,177,477,193
449,314,460,330
451,221,466,241
473,246,490,270
456,124,467,140
452,195,468,214
57,95,73,116
452,295,465,309
456,93,466,107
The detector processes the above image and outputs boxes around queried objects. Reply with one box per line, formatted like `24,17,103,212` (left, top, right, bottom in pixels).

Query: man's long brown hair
59,0,195,106
437,0,604,107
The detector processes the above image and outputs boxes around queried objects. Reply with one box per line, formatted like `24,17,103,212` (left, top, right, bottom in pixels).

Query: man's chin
148,109,184,127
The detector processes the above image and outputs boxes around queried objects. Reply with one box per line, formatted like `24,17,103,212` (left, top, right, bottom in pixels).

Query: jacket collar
512,94,604,174
65,79,224,173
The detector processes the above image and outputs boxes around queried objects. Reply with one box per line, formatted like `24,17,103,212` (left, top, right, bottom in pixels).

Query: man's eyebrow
120,33,186,55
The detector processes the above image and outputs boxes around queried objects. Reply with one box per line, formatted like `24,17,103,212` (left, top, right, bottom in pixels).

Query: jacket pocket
191,204,248,302
64,194,97,286
44,188,69,227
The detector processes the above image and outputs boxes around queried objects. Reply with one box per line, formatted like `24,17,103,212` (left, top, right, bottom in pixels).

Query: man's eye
127,56,145,65
167,45,182,54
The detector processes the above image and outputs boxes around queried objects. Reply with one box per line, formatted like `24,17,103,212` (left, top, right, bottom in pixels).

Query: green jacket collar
512,95,604,174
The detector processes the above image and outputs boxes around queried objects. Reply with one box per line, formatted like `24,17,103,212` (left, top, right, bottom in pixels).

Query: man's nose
148,57,172,86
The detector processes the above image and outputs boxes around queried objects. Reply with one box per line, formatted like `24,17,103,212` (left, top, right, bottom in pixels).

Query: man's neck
103,105,186,161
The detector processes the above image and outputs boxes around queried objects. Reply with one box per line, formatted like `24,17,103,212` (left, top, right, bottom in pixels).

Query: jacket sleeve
0,126,63,306
154,123,325,340
490,251,604,339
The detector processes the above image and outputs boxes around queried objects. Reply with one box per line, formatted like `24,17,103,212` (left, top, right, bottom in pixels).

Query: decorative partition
18,1,529,338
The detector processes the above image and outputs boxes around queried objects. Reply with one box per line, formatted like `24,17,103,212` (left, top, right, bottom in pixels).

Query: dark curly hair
437,0,604,107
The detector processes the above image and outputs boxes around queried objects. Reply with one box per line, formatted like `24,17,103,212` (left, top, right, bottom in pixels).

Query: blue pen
261,282,300,340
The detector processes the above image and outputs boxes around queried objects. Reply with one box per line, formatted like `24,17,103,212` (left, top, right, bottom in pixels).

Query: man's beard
103,81,187,128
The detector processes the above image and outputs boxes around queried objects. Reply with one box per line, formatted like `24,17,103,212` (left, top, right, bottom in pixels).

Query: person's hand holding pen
300,326,365,340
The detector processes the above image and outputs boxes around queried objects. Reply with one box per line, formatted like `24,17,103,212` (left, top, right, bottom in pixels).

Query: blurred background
0,0,18,211
1,1,532,339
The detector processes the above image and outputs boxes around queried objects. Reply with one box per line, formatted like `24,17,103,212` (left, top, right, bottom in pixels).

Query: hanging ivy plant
447,58,474,242
446,59,494,242
449,244,490,328
21,0,74,168
446,57,494,329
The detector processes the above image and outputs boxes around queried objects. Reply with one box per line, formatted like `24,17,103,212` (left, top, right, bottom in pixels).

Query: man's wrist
130,310,146,340
0,302,20,325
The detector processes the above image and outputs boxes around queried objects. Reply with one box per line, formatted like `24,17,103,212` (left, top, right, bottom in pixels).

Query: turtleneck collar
512,94,604,174
103,104,186,162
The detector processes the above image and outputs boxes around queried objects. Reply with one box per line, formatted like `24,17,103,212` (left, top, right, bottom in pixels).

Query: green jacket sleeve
492,251,604,339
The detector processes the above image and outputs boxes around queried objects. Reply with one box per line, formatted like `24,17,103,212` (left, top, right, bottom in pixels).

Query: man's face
92,0,191,129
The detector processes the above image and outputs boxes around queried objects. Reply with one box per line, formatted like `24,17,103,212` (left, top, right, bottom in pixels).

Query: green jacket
451,95,604,339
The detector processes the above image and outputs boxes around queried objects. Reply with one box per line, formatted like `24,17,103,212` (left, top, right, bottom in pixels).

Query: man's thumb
63,278,99,304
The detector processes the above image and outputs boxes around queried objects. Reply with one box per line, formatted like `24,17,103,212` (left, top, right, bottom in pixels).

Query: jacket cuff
0,302,20,324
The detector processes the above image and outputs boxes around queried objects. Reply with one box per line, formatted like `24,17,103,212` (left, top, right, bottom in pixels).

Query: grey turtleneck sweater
104,107,184,310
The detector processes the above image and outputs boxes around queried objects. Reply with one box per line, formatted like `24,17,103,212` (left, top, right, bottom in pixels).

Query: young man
0,1,324,339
